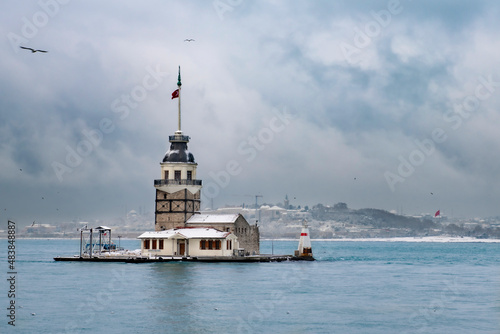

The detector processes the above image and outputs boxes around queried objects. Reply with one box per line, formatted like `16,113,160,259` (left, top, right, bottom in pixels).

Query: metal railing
154,179,202,186
169,135,190,142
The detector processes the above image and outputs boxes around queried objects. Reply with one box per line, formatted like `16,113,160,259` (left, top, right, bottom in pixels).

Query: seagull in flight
20,46,48,53
184,39,195,42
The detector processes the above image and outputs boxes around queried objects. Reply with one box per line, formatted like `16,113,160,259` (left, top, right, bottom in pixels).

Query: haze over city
1,0,500,226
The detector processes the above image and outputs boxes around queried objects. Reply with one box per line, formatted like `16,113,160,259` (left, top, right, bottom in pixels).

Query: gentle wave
314,237,500,243
262,237,500,243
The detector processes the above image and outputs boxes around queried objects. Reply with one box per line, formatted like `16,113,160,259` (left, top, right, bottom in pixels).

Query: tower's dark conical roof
162,133,195,163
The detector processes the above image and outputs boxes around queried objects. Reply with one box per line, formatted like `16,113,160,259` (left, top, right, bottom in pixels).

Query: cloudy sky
1,0,500,226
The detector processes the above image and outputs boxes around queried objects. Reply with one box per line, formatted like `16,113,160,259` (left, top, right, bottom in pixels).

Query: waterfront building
138,228,238,257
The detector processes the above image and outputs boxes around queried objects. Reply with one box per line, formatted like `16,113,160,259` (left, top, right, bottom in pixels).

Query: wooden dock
53,254,314,263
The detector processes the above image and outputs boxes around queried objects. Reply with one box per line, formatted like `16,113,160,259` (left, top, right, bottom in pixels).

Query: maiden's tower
150,67,259,255
54,68,313,262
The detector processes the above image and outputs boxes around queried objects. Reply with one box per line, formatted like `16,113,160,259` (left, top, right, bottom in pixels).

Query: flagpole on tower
177,66,182,132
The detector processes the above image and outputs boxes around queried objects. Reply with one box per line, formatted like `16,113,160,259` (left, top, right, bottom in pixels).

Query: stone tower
154,67,202,231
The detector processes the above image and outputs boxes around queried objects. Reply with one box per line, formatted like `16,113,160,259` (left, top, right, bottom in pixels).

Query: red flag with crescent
171,89,179,99
435,210,440,217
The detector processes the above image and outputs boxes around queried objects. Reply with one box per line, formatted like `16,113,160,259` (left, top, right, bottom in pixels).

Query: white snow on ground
315,237,500,243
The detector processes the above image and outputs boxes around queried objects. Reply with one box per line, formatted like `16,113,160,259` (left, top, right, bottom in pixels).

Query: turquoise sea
1,238,499,333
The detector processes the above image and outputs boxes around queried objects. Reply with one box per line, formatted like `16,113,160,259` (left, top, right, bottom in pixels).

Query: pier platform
53,254,314,263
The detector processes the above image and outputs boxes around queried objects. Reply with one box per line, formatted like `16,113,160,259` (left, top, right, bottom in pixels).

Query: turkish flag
435,210,440,217
171,89,179,99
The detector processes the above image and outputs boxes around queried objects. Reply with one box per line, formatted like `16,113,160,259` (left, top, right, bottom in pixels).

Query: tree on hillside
333,202,348,211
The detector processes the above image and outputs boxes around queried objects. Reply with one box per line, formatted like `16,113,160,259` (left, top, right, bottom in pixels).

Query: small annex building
138,227,238,258
186,213,259,255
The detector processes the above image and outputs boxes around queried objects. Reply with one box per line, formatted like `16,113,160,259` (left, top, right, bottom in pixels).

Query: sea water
1,238,499,333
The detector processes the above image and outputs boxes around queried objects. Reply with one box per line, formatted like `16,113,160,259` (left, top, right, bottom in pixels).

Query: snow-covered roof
95,226,111,230
138,227,231,239
186,214,239,224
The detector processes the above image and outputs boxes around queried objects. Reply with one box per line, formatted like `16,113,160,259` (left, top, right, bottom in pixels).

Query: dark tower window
187,171,192,180
174,170,181,181
164,170,169,180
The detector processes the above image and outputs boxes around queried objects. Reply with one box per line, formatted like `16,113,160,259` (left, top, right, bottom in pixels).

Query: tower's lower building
154,188,200,230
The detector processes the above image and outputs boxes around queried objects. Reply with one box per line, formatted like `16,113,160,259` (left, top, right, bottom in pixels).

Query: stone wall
234,215,260,255
155,189,200,231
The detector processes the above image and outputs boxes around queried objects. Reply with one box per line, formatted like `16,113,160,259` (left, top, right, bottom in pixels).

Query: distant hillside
299,203,500,238
354,208,437,231
311,204,434,229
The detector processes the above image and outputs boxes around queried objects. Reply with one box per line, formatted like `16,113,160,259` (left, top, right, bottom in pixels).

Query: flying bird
20,46,48,53
184,39,195,42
